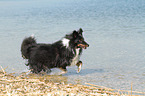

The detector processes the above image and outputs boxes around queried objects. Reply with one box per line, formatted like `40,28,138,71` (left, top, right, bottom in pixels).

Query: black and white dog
21,28,89,74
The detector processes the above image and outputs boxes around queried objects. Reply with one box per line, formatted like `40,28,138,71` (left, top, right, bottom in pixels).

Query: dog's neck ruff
70,48,81,66
62,38,82,67
62,38,70,48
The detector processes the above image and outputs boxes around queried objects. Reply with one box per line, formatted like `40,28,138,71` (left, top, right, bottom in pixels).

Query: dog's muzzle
77,41,89,49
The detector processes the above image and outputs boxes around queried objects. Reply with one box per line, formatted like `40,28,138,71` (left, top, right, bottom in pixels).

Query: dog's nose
85,44,89,47
87,44,89,47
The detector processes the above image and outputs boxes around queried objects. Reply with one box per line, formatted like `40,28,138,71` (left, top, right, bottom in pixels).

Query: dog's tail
21,36,36,59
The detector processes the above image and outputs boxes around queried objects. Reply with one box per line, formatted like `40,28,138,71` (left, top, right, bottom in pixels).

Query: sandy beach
0,67,144,96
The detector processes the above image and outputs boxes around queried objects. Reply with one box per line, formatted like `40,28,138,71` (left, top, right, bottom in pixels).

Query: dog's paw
59,71,67,75
59,68,67,75
76,61,82,73
77,64,82,73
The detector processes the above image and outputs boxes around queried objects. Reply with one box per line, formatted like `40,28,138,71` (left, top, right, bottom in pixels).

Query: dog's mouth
77,44,89,49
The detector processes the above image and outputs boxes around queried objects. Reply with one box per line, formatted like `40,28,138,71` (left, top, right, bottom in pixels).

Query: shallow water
0,0,145,91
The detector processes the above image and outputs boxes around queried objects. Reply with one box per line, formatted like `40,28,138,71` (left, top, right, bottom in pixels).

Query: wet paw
59,70,67,75
76,61,82,73
59,68,67,75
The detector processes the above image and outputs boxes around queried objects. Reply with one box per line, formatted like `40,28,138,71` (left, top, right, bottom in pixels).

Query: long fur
21,28,89,74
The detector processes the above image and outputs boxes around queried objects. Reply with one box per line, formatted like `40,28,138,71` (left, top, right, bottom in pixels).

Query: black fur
21,28,89,74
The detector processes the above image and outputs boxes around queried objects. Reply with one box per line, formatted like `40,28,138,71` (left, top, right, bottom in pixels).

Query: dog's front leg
59,67,67,75
76,61,82,73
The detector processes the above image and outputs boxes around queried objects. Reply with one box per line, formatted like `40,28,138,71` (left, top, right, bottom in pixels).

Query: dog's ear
73,30,78,38
78,28,83,35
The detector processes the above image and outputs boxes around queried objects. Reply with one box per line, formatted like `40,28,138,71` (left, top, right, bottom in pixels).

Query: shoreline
0,67,144,96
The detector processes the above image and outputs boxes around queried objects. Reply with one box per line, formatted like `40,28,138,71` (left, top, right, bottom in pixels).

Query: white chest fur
70,48,80,66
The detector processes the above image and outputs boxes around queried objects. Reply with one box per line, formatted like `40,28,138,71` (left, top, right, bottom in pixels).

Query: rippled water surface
0,0,145,91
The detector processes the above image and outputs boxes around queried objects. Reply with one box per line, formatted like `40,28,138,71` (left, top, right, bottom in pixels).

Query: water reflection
20,72,68,85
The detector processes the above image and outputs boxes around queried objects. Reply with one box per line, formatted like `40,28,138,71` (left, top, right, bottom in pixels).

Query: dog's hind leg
42,65,51,74
76,61,82,73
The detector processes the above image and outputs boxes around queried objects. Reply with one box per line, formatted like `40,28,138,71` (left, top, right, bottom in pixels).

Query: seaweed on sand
0,66,144,96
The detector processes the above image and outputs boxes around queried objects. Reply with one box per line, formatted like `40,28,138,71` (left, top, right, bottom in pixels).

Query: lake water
0,0,145,92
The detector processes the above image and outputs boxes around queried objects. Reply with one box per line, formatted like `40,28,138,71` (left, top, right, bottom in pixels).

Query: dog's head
72,28,89,49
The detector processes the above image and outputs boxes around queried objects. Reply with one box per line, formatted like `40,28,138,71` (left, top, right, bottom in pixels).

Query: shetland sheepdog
21,28,89,74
